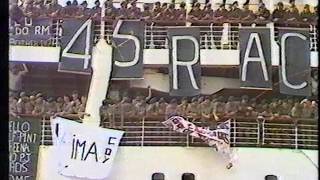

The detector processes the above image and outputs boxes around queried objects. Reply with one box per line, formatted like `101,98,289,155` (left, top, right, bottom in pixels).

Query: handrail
9,18,318,51
10,114,317,149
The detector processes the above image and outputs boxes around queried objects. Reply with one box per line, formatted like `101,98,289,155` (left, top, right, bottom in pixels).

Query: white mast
82,0,113,127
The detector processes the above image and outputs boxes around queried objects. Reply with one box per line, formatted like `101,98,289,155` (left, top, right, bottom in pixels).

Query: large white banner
51,117,124,179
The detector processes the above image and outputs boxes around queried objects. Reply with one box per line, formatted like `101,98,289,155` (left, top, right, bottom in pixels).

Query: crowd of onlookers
9,89,318,122
9,0,318,25
99,93,318,124
9,90,88,119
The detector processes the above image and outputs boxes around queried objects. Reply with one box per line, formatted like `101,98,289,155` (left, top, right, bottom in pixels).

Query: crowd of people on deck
9,87,318,122
9,90,88,119
9,0,318,25
99,93,318,123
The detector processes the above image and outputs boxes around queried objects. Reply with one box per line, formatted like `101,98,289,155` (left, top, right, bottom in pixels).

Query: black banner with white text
239,28,272,89
9,17,55,46
278,29,311,96
111,20,144,79
9,117,41,180
59,18,94,74
168,27,201,96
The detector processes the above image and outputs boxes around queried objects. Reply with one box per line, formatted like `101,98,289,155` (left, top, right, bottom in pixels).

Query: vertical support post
294,119,298,149
256,118,260,145
120,111,124,128
55,20,59,47
204,34,209,49
186,117,190,147
221,23,229,48
141,116,145,147
41,117,45,145
257,116,265,146
210,23,216,49
268,22,280,66
100,0,106,40
232,118,236,145
149,23,155,49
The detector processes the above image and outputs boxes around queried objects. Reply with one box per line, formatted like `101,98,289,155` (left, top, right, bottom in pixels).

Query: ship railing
92,21,318,51
9,17,318,52
9,113,315,150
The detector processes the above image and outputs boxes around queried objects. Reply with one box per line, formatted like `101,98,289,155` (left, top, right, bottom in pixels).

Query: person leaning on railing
283,4,300,26
199,96,216,129
187,2,203,21
45,0,63,18
186,97,201,119
300,4,313,23
9,95,19,118
127,0,141,19
175,2,186,21
117,1,129,19
227,1,242,22
157,97,168,116
100,99,116,128
30,0,47,18
141,3,152,20
177,97,189,117
201,3,214,20
165,99,178,120
271,2,286,24
146,97,159,117
240,3,256,24
255,2,270,22
213,4,229,23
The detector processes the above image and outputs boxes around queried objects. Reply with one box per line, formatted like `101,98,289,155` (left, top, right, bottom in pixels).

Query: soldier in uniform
188,2,203,21
91,0,101,18
152,1,162,19
157,97,168,116
46,0,63,17
228,1,242,21
176,2,186,20
128,0,141,19
177,97,189,117
186,97,200,119
165,99,178,120
200,97,215,129
164,3,177,21
256,3,270,21
240,3,256,23
284,4,300,23
141,3,152,20
214,3,228,22
77,1,92,18
202,3,214,20
272,2,286,23
300,4,313,22
146,97,158,116
117,1,129,19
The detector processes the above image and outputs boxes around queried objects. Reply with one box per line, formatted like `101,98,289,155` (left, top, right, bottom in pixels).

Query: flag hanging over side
162,116,230,152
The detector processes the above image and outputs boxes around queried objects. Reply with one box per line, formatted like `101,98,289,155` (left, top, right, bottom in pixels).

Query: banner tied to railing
162,116,237,168
51,117,124,179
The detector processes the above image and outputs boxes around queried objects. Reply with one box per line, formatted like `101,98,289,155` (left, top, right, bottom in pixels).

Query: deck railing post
257,116,265,146
294,119,298,149
232,118,236,145
141,116,145,147
41,116,45,145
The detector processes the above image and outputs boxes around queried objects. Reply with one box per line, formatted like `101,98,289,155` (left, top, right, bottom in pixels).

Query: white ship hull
37,146,318,180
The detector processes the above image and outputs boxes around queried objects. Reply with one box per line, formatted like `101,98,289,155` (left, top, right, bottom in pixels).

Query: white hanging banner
163,116,237,168
51,117,124,179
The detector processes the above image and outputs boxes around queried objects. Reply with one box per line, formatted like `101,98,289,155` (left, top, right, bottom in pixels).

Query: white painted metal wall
130,73,241,94
37,146,318,180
